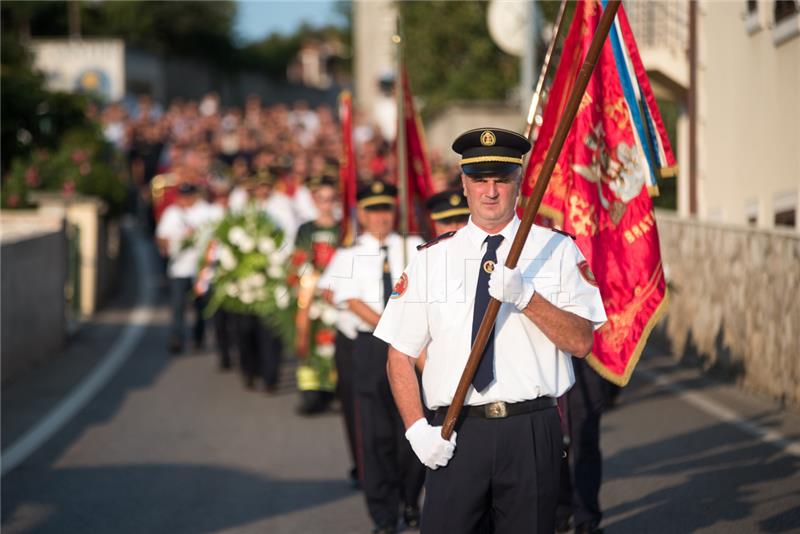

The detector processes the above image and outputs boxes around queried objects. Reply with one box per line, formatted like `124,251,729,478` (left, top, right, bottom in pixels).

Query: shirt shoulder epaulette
416,231,457,251
545,226,576,240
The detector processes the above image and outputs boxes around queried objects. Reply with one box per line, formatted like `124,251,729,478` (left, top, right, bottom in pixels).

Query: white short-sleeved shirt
333,232,424,333
156,200,215,279
293,185,319,225
228,186,249,213
255,193,298,252
318,246,360,340
373,216,607,409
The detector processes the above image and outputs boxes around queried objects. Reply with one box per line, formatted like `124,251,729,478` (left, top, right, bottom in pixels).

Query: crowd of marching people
98,91,469,532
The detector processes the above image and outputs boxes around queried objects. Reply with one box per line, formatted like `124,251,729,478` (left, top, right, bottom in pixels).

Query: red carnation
25,167,39,187
71,149,87,164
291,250,308,267
315,329,336,346
62,180,76,197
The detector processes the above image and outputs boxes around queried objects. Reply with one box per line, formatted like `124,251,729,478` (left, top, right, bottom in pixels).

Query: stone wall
655,211,800,405
1,214,67,384
34,194,119,316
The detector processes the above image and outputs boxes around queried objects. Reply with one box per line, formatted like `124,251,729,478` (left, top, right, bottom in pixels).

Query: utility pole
68,0,81,39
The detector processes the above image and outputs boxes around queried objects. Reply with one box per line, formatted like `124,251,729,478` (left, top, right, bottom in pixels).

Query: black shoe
556,512,573,533
574,523,604,534
372,525,396,534
348,467,361,490
168,338,184,354
403,505,420,529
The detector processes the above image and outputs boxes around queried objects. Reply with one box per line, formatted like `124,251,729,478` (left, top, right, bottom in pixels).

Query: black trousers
423,406,562,534
168,277,205,345
557,358,610,529
213,308,234,368
355,333,425,529
334,331,358,473
234,313,282,388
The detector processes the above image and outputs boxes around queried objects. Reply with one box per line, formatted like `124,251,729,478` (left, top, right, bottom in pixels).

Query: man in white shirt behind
333,181,425,534
156,182,213,353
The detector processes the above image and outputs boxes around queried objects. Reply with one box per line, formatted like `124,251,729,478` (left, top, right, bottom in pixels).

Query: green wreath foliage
206,207,296,343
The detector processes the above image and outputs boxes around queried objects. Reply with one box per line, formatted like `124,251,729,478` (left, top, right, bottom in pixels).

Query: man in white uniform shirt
156,182,213,353
318,243,363,489
250,170,298,249
374,128,607,533
234,171,294,392
334,181,425,534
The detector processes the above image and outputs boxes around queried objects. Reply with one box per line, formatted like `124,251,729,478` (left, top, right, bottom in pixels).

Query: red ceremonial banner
338,91,358,246
522,0,669,386
400,64,434,235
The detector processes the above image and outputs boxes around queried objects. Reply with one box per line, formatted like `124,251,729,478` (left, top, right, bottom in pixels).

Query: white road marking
639,368,800,458
1,228,156,476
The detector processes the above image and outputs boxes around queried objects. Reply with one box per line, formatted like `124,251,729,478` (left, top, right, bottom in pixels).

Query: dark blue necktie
381,245,392,306
472,234,504,392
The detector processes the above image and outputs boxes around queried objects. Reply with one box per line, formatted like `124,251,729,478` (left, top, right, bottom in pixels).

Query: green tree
1,1,238,66
84,1,238,65
240,22,350,80
397,1,519,118
0,14,89,173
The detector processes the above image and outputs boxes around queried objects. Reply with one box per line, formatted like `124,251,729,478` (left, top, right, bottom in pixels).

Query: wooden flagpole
442,0,622,440
394,22,409,266
524,0,570,141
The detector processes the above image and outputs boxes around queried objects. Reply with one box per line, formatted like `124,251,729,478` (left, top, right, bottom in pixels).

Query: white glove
488,265,536,311
405,418,457,470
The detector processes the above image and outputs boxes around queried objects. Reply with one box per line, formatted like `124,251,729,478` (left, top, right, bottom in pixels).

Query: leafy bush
2,125,127,214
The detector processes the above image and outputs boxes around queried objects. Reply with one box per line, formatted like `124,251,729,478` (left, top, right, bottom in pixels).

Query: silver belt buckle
485,401,508,419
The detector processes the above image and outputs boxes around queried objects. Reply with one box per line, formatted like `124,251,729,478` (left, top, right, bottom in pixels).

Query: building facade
695,0,799,230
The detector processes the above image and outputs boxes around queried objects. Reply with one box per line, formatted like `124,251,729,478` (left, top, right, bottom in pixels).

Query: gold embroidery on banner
578,92,594,115
601,263,664,354
623,210,657,245
587,289,669,387
603,98,631,131
568,194,597,237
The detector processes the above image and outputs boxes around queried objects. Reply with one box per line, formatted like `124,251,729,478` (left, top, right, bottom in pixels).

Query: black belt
436,397,557,419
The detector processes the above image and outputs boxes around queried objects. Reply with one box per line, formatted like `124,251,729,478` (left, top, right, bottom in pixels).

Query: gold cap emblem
449,194,460,206
480,130,496,146
371,181,384,194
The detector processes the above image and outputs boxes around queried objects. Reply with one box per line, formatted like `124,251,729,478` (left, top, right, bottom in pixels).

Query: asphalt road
3,230,799,533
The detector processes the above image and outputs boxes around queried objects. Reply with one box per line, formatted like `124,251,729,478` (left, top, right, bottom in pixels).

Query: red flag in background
522,0,675,386
399,64,434,235
339,91,358,246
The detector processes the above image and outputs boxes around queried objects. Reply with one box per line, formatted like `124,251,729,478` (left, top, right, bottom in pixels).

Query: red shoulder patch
416,230,456,251
578,260,598,287
391,272,408,299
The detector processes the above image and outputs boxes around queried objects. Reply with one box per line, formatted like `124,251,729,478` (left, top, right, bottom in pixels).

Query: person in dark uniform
556,359,616,534
426,188,471,235
334,182,425,534
319,244,362,487
376,128,607,534
195,177,235,370
292,175,340,414
235,173,286,392
414,189,472,374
